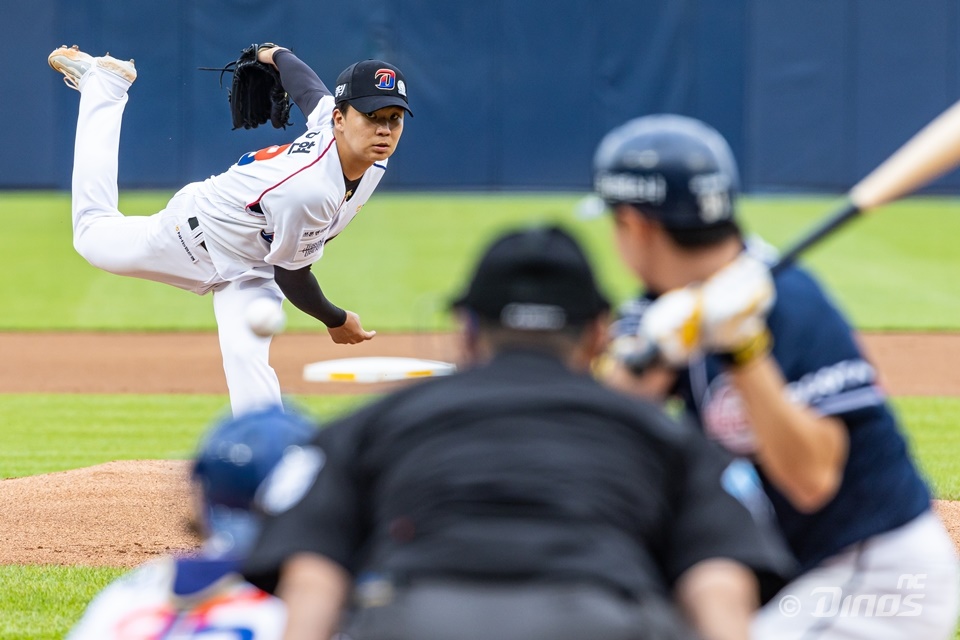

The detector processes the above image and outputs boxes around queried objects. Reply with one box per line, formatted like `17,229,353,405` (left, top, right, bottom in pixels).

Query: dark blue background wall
3,0,959,192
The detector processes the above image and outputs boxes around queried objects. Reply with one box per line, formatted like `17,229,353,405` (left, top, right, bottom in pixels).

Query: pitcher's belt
187,217,207,250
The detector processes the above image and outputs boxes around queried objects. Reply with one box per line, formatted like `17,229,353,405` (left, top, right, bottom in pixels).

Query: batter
593,114,959,639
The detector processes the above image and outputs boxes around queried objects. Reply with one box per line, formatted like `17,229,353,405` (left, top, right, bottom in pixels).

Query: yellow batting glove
640,286,704,367
701,253,776,366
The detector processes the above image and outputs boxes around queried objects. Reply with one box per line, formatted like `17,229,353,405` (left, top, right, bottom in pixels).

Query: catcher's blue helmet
192,404,316,555
593,114,740,243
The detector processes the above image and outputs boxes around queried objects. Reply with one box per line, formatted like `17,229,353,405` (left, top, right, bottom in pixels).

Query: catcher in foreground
48,43,413,416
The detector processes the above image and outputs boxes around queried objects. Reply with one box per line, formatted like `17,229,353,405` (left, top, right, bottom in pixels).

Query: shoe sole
48,45,94,90
97,55,137,85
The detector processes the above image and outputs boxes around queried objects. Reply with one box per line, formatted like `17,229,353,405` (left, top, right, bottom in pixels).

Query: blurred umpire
242,225,794,640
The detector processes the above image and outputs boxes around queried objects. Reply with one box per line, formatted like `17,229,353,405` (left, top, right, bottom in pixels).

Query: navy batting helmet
192,405,317,555
593,114,740,244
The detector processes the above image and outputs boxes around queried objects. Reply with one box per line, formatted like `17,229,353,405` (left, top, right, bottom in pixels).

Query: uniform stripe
246,138,337,212
811,386,885,417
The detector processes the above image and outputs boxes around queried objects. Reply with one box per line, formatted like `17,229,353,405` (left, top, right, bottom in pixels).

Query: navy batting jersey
674,262,931,571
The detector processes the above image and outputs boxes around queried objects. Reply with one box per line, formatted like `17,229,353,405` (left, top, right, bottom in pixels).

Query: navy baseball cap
452,226,610,330
335,59,413,116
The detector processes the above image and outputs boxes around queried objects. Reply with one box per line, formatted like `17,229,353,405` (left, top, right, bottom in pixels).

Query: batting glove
701,252,776,367
639,286,704,367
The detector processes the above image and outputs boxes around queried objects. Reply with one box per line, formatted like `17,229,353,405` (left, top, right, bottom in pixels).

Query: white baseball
246,298,286,337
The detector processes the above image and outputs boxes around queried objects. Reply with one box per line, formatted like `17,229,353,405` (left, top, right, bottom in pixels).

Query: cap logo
335,83,346,98
375,69,396,90
397,80,406,97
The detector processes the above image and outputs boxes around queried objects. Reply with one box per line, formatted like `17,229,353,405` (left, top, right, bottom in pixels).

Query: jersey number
237,144,292,166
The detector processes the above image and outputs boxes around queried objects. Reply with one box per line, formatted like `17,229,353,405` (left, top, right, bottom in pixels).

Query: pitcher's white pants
72,66,283,416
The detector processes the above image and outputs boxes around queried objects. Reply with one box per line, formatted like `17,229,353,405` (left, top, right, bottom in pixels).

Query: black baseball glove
203,43,293,130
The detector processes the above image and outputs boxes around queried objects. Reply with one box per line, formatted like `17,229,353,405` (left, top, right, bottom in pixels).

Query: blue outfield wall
3,0,959,193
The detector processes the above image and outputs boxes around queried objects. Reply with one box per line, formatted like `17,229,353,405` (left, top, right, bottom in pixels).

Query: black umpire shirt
243,348,793,602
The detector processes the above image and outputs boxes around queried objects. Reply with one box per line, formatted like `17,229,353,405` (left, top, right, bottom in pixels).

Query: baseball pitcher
48,43,412,415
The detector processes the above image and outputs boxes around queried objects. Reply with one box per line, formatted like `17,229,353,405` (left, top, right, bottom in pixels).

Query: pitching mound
0,460,200,567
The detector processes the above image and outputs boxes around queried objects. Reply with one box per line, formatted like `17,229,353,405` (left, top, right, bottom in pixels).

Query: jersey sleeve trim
807,386,887,417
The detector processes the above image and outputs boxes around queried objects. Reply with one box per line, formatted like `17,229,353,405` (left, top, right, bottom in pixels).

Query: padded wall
5,0,958,192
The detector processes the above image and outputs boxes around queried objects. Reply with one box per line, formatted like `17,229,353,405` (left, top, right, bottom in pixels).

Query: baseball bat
624,96,960,373
771,97,960,273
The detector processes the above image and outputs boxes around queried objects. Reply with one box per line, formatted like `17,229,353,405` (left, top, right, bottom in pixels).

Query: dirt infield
4,331,960,396
1,331,959,568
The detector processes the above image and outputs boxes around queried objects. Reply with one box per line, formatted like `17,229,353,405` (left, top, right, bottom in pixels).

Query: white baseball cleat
96,53,137,85
48,45,94,90
48,45,137,90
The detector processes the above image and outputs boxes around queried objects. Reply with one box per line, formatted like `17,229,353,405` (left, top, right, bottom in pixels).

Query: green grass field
3,191,960,331
2,191,960,638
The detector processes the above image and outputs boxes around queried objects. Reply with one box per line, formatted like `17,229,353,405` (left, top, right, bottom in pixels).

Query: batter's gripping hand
208,43,292,130
639,287,704,367
598,299,656,373
701,253,776,366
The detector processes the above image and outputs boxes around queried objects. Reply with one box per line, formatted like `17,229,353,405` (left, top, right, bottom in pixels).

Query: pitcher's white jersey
61,49,400,416
188,95,387,282
67,557,286,640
